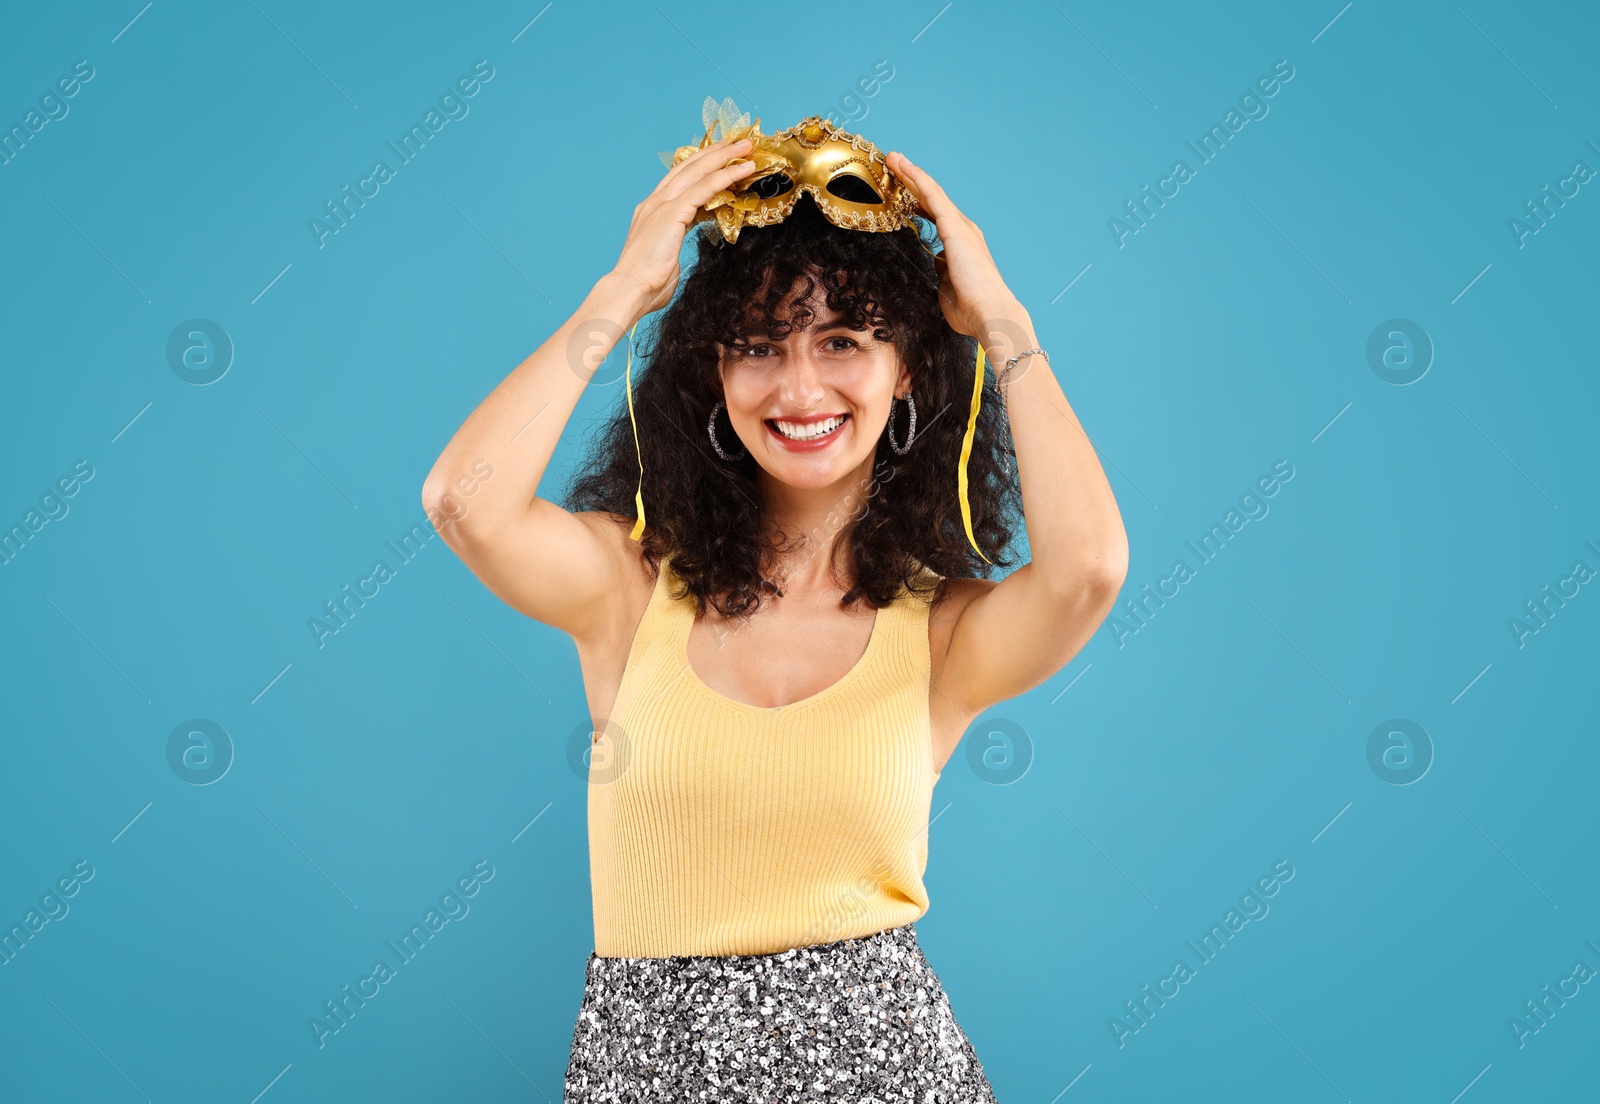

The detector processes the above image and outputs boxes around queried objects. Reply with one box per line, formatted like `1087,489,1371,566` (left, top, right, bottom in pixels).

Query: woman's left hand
884,151,1025,339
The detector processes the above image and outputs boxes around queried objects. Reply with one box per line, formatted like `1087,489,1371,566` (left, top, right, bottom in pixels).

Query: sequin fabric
564,921,998,1102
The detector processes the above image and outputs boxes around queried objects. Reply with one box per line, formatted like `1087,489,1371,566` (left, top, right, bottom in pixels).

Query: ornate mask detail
663,97,919,244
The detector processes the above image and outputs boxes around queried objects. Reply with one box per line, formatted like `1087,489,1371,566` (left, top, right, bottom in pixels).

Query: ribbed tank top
587,554,942,958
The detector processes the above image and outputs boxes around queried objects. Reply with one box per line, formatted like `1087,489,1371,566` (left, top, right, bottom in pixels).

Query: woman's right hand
609,135,758,317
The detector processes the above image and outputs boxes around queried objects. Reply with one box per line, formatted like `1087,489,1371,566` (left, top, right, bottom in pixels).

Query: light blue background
2,1,1596,1100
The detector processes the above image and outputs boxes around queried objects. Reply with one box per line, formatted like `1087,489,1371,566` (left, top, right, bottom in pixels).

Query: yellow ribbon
912,236,988,563
624,321,646,541
957,342,991,564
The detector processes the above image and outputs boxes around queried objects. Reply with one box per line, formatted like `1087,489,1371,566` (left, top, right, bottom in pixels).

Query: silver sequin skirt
564,921,999,1102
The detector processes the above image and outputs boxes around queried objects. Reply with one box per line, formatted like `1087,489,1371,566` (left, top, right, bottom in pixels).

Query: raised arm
421,135,759,639
883,151,1130,716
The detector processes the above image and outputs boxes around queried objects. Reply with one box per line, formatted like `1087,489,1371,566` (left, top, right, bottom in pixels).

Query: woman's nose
778,350,825,408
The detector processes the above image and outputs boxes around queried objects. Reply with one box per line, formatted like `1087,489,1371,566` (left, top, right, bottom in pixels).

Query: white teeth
773,415,845,441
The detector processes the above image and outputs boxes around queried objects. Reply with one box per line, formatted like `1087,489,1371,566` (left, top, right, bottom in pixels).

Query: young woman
422,116,1128,1101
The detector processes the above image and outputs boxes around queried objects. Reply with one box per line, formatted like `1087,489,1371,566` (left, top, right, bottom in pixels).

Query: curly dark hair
563,194,1021,619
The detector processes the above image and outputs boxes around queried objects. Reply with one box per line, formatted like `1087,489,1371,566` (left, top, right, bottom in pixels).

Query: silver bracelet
995,347,1048,478
1001,347,1049,378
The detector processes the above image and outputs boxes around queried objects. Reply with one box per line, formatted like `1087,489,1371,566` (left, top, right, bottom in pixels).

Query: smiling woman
420,99,1128,1102
564,187,1015,620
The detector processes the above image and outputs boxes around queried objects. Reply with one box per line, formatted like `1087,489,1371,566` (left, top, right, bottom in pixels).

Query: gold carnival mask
628,99,992,564
661,97,920,244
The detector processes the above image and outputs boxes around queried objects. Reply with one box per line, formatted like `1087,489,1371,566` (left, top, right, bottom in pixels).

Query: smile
766,414,849,447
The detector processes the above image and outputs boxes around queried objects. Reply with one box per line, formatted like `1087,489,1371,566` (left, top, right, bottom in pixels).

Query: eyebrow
729,319,864,344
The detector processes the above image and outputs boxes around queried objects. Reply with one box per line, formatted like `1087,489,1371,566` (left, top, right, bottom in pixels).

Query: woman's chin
752,420,872,486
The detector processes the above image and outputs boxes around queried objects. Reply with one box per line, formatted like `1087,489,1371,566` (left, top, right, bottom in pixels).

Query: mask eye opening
746,172,796,200
824,173,883,204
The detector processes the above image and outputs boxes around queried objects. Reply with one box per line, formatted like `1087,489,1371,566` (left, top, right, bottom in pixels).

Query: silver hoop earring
707,400,746,461
886,393,916,455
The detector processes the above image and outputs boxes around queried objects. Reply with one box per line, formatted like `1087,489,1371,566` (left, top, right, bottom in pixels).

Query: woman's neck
755,455,879,594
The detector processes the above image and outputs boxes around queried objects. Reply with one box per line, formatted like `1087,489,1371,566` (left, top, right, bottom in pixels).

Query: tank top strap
871,566,935,686
612,553,689,686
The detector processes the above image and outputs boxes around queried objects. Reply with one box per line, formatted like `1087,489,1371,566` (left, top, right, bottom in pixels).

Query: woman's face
717,286,910,491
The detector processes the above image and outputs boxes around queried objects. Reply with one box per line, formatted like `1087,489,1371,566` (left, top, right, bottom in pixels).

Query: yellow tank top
587,554,942,958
